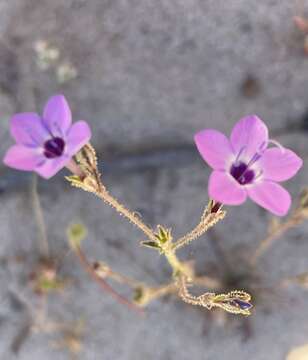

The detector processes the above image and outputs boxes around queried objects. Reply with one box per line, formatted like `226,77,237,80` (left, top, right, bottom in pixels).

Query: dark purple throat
230,161,255,185
44,137,65,158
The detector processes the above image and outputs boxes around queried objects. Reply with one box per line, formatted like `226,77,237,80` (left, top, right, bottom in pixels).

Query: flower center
230,139,286,186
44,137,65,158
230,161,255,185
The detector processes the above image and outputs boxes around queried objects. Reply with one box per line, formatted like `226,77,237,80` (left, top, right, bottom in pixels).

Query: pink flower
195,115,303,216
3,95,91,179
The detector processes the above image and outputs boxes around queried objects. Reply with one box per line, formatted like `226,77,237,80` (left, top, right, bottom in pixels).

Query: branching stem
250,212,304,266
172,204,225,251
96,189,157,243
74,245,143,314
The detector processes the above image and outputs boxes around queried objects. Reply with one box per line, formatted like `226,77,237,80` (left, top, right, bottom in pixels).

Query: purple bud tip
233,299,252,310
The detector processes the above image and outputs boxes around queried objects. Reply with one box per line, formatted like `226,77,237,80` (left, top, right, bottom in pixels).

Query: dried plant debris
33,40,78,83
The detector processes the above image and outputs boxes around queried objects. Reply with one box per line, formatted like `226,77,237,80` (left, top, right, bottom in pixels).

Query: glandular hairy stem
67,145,254,315
96,189,157,243
163,248,193,278
94,262,143,288
250,209,306,266
178,275,253,315
73,244,143,314
67,144,157,243
172,201,226,252
134,283,178,307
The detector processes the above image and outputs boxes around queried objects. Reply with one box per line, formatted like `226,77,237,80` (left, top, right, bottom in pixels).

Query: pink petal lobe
194,129,233,170
35,156,71,179
43,95,72,136
247,181,291,216
66,121,91,156
259,148,303,182
209,170,247,205
3,145,44,171
10,113,48,146
230,115,268,159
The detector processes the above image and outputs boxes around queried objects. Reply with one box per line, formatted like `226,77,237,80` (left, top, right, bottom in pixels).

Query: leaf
67,223,88,250
154,225,172,244
287,344,308,360
65,175,84,187
65,175,98,194
158,226,166,241
141,241,161,250
133,287,144,302
38,278,64,292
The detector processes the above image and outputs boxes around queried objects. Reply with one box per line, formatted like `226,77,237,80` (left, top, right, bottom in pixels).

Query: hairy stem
74,245,143,314
163,249,193,277
172,203,225,252
178,275,209,306
93,262,143,288
250,214,304,266
94,261,221,306
96,189,157,243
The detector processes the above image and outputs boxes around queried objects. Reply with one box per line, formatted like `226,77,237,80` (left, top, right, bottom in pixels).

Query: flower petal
247,181,291,216
10,113,49,146
259,148,303,182
66,121,91,156
35,156,71,179
230,115,268,159
209,170,247,205
43,94,72,136
194,129,234,170
3,145,44,171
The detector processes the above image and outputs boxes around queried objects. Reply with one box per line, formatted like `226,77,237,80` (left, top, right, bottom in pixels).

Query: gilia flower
195,115,303,216
3,95,91,179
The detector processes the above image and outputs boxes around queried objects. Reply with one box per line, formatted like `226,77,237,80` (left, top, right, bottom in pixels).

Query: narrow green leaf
141,241,161,249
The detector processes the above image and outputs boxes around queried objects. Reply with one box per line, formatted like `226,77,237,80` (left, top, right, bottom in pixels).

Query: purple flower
194,115,303,216
3,95,91,179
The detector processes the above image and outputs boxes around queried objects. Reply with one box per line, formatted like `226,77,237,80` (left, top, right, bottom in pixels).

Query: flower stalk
178,275,253,315
73,243,143,314
96,189,158,243
65,144,253,315
172,200,225,251
250,192,308,266
31,174,49,258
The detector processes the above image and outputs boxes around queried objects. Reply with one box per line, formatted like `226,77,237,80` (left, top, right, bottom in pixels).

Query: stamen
246,141,267,168
231,142,267,186
54,122,64,136
235,146,246,164
258,141,268,153
268,138,285,153
247,153,260,168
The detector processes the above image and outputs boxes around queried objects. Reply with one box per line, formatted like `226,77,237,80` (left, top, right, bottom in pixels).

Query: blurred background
0,0,308,359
